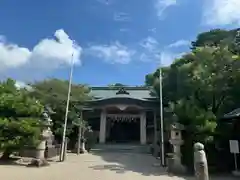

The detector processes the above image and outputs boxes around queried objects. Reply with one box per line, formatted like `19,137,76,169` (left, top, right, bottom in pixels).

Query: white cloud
155,0,177,18
31,29,81,68
203,0,240,26
158,51,183,66
114,12,131,22
148,28,157,33
15,81,32,90
168,40,190,48
96,0,112,5
156,40,189,65
140,37,159,52
139,53,150,62
0,29,82,81
87,42,135,64
0,43,31,70
138,37,188,65
0,29,81,72
119,28,129,32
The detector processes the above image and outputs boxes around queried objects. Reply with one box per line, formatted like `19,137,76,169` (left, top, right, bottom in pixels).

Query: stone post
194,142,209,180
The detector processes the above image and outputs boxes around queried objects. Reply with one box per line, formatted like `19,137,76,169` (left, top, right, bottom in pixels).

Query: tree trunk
1,150,12,160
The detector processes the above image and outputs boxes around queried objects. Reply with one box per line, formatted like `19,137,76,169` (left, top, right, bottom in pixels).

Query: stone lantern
167,114,186,174
28,106,54,167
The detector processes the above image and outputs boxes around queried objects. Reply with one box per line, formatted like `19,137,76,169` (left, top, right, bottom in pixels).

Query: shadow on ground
89,151,237,180
89,151,193,179
0,157,27,167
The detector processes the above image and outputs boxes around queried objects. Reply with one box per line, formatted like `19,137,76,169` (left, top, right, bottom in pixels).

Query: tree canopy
0,79,44,159
28,78,91,141
145,28,240,169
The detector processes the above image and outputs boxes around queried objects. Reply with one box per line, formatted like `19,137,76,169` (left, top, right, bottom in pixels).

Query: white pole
159,58,165,166
59,52,74,162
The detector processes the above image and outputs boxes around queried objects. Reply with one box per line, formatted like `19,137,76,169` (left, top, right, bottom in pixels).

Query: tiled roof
223,108,240,119
89,86,156,101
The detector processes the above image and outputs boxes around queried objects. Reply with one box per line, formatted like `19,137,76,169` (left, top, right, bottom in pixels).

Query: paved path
0,152,236,180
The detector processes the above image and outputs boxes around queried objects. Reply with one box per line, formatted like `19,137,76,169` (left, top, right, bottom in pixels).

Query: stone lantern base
27,138,49,167
28,158,49,167
232,170,240,176
167,153,186,174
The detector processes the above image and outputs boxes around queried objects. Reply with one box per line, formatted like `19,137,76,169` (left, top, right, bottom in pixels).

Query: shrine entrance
98,104,147,144
106,115,140,143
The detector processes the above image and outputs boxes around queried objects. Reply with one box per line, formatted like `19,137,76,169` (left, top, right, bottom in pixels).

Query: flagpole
159,56,165,166
59,52,74,162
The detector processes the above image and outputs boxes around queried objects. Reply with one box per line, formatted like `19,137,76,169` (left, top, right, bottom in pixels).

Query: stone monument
194,142,209,180
28,107,53,167
168,120,186,174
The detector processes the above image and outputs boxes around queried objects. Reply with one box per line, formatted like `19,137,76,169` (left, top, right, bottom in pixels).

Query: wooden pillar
154,110,158,145
99,110,106,143
140,111,146,145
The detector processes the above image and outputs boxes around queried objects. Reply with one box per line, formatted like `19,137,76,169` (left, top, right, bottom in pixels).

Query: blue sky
0,0,239,86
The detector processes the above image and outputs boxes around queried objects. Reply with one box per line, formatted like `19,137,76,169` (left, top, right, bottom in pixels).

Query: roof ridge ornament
116,87,130,95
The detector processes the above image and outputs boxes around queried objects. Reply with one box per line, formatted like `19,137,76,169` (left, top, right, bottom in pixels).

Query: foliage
0,118,42,151
0,79,44,158
191,28,240,54
145,29,240,170
28,78,90,142
108,83,127,87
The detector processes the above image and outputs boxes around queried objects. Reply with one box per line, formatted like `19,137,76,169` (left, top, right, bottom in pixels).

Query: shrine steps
91,144,150,154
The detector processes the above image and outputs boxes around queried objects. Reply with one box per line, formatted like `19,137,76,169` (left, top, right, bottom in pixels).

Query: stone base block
232,171,240,176
167,158,186,175
80,148,88,154
27,158,49,167
170,164,186,175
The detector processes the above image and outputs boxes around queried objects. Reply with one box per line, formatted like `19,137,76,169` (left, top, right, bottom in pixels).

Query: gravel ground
0,152,236,180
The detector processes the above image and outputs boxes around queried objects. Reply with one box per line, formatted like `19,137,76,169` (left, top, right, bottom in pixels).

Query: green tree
145,45,240,169
0,79,44,159
28,78,90,142
191,28,240,54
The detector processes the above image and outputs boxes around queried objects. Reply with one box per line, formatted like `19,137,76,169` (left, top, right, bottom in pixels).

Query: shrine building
84,86,160,145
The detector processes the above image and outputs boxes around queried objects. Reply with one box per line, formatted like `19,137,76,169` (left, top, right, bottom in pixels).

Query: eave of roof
222,108,240,120
86,96,157,102
90,86,151,90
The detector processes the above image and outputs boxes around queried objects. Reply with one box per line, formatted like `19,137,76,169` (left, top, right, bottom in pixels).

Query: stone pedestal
168,140,186,174
232,171,240,176
28,129,51,167
28,140,49,167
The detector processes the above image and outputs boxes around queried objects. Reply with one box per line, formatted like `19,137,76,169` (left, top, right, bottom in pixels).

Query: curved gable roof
89,86,156,101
